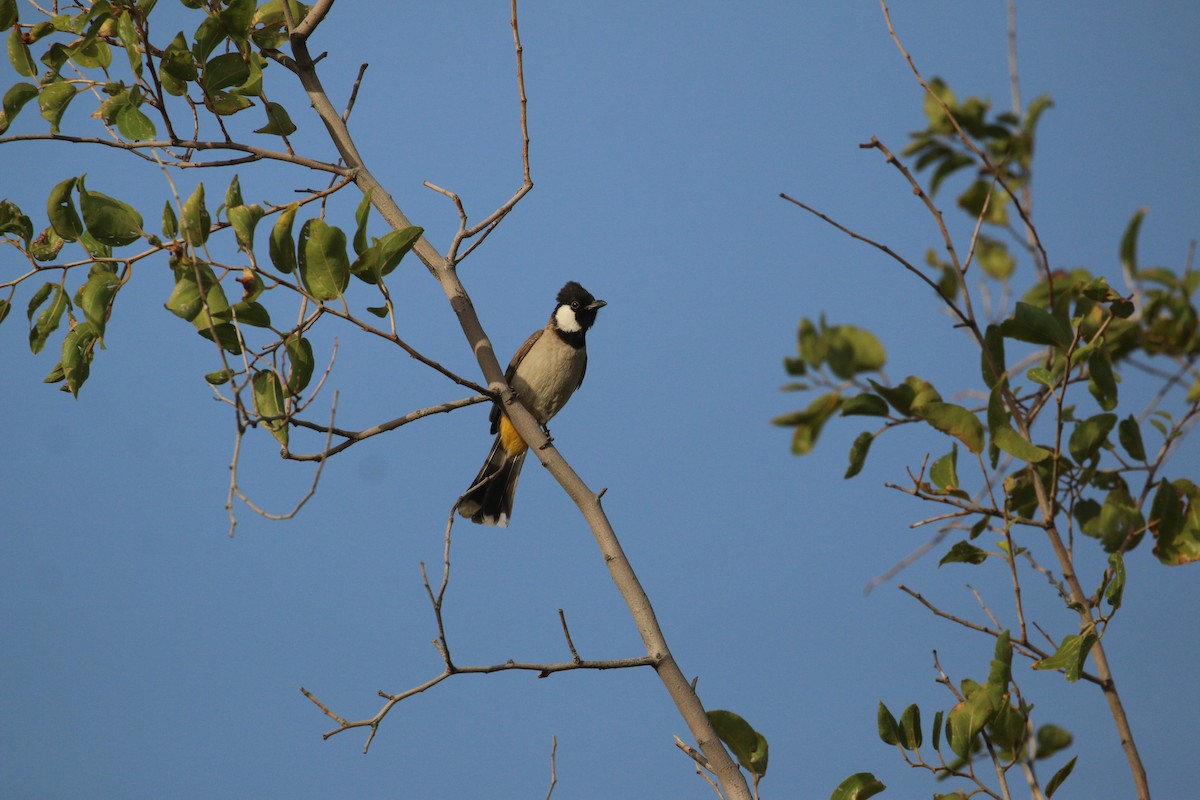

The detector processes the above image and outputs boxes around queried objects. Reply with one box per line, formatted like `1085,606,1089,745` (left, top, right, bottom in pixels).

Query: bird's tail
457,434,527,527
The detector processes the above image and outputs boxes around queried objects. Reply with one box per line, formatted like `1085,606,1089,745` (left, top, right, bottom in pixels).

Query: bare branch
0,134,349,174
285,395,490,462
228,391,339,536
900,584,1103,685
545,737,558,800
877,0,1052,295
558,609,583,664
779,191,948,302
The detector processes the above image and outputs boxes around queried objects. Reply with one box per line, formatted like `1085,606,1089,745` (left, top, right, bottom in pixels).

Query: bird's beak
587,299,607,311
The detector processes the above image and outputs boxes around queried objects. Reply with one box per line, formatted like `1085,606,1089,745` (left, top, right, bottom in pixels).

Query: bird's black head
553,281,606,335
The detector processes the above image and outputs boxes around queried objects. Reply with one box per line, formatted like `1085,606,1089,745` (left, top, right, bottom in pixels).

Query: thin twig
285,395,490,461
559,609,582,664
0,133,349,174
545,737,558,800
228,391,339,535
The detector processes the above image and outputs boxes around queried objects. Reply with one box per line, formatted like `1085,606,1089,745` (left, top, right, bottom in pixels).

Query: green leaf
205,368,233,385
876,701,900,746
284,334,314,395
1087,350,1118,411
939,540,989,566
1117,415,1146,461
946,688,993,759
706,709,768,777
1035,724,1074,760
298,217,350,301
829,773,886,800
1077,483,1145,553
8,26,38,77
1067,413,1116,463
227,203,264,252
975,236,1014,280
159,32,196,95
1150,480,1200,566
26,281,54,321
898,704,922,750
773,392,841,455
365,304,389,318
0,298,10,327
957,180,1008,225
230,300,270,327
218,0,255,40
987,630,1012,693
917,401,985,454
349,225,424,284
115,100,156,140
252,369,289,447
28,226,64,260
1119,208,1146,278
162,201,178,239
991,419,1052,463
180,183,211,246
988,700,1027,757
0,81,39,134
981,324,1006,389
165,258,228,323
252,0,312,29
825,324,886,380
61,321,99,396
28,283,67,354
205,90,253,116
78,175,144,246
1032,633,1097,682
225,174,244,209
0,198,33,245
254,101,297,135
203,51,249,93
844,431,874,479
195,321,242,354
798,317,822,367
931,709,943,752
921,76,957,132
268,202,298,273
76,266,120,337
0,0,18,29
1045,756,1077,798
1000,301,1073,350
1027,366,1055,388
1103,552,1125,610
38,81,77,134
117,8,142,76
68,36,111,70
43,360,65,384
868,376,941,417
47,176,84,241
840,394,889,417
352,190,373,255
930,445,959,491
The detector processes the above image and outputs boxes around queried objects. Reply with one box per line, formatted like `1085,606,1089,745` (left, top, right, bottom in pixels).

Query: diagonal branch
284,4,753,796
285,395,490,462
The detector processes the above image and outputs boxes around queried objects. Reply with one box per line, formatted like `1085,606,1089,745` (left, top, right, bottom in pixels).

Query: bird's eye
570,300,581,310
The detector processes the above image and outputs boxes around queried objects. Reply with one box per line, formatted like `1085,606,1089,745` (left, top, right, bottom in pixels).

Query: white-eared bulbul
457,281,606,526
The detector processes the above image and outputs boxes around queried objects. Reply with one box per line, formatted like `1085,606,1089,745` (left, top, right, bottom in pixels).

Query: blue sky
3,2,1198,798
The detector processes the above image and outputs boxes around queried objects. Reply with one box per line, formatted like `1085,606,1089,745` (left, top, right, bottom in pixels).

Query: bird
457,281,606,527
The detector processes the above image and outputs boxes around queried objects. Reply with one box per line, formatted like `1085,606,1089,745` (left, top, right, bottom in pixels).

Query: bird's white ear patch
555,304,582,333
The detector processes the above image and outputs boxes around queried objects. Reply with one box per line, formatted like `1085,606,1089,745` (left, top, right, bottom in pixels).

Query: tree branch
281,3,752,795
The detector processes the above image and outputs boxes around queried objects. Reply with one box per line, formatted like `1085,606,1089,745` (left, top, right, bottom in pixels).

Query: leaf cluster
848,633,1078,800
783,75,1198,800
